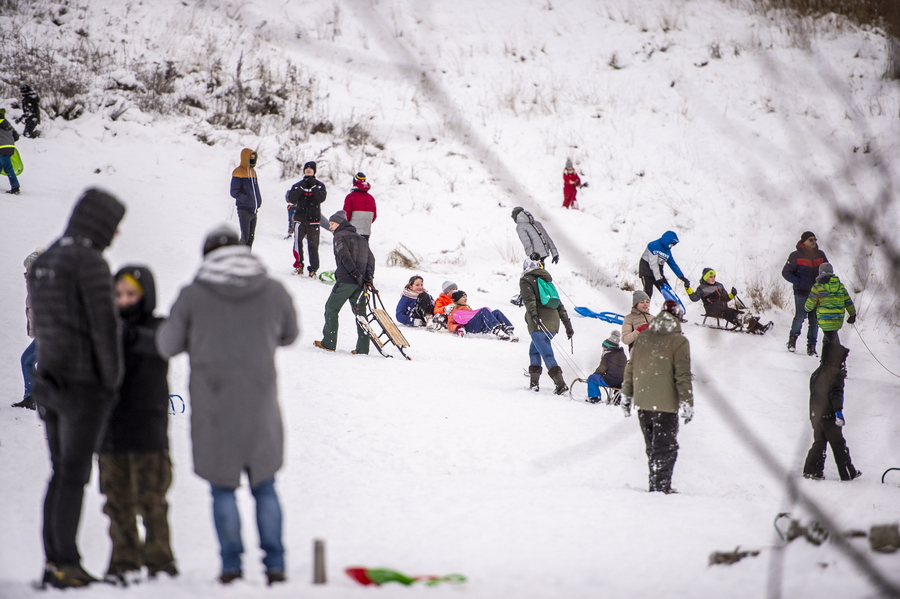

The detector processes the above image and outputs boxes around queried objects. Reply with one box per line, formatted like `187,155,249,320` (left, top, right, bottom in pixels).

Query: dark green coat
519,268,572,335
622,311,693,413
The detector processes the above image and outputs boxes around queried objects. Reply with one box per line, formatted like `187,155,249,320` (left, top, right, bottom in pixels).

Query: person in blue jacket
230,148,262,247
396,275,435,327
638,231,689,299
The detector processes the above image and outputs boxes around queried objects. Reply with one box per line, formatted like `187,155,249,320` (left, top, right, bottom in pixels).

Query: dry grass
386,243,422,269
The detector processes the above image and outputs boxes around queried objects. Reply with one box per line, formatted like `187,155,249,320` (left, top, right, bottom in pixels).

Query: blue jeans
790,293,818,343
463,308,512,334
587,374,615,398
529,330,558,369
0,153,19,190
21,339,37,398
211,477,284,574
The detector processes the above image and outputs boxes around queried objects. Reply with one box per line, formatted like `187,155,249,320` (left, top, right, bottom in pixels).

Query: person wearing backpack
520,259,573,394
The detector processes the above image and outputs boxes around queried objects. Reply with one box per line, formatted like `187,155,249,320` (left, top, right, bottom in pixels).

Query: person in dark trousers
520,259,574,395
156,225,299,586
805,262,856,347
639,231,690,299
29,188,126,588
343,172,377,240
0,107,21,194
230,148,261,247
287,161,327,277
13,248,42,410
314,210,375,354
587,330,626,403
17,84,41,138
621,300,693,494
686,268,742,327
781,231,827,355
802,343,861,481
98,266,177,585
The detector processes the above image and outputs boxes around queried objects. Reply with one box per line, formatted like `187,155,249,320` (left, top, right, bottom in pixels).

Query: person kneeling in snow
587,331,626,404
396,275,435,327
446,290,517,341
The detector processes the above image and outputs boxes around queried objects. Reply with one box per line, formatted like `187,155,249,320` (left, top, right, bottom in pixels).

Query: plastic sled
574,307,624,324
355,287,412,360
0,148,23,176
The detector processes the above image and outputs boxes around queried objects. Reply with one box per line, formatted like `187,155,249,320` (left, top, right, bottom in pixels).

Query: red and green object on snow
345,567,466,587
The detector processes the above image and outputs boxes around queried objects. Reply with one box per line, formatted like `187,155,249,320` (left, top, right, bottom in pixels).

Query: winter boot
787,335,797,352
492,325,510,341
11,396,35,410
528,365,542,392
547,366,568,395
510,294,524,307
46,564,100,589
308,270,317,278
503,325,519,342
6,187,20,195
807,343,818,357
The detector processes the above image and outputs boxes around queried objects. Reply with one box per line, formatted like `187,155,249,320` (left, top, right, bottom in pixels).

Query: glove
529,252,541,261
681,403,694,425
366,282,378,293
847,314,856,324
565,326,574,340
835,411,845,427
730,287,738,296
656,277,670,288
552,255,559,264
636,324,650,333
531,314,542,327
680,277,691,287
621,396,633,417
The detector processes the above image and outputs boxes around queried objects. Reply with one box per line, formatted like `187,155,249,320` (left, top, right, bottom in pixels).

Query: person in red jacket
562,158,581,209
342,172,377,240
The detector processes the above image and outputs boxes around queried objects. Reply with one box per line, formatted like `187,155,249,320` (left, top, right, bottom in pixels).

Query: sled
355,287,412,360
573,307,624,324
346,567,466,587
659,283,687,316
568,377,622,405
0,148,23,177
318,270,336,284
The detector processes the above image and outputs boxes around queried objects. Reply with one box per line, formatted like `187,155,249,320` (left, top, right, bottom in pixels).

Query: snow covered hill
1,0,899,597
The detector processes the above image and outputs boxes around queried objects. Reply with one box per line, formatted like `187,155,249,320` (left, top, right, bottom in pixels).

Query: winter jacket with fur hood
513,209,559,262
622,310,693,413
808,343,849,424
519,268,572,335
156,245,299,488
29,188,126,392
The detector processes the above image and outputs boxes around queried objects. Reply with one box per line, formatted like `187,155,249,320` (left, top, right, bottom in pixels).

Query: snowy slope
1,0,900,597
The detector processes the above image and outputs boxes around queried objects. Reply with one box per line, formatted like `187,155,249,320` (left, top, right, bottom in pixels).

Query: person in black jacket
802,343,861,481
17,84,42,138
287,161,327,277
29,188,126,589
229,148,261,247
686,268,742,327
98,266,177,584
587,330,627,403
314,210,375,354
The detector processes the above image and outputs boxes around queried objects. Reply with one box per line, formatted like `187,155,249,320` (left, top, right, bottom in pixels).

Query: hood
525,268,552,282
820,342,849,368
232,148,258,178
515,210,536,225
63,188,126,249
115,264,157,321
332,220,359,235
352,180,371,192
659,231,679,247
195,245,268,299
816,273,838,284
646,310,682,335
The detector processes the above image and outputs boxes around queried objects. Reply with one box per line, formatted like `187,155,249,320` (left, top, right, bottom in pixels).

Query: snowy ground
1,0,899,597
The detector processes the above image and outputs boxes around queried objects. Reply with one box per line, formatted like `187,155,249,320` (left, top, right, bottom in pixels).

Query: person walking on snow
17,84,41,138
562,158,582,209
156,225,299,586
314,211,375,354
342,172,377,240
639,231,690,299
621,300,693,494
286,161,327,277
781,231,827,355
13,248,42,410
0,108,21,194
229,148,261,247
511,207,559,306
805,263,856,348
802,343,860,481
520,259,574,395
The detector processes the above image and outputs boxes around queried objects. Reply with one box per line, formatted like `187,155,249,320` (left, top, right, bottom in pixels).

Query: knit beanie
24,247,43,269
451,290,467,303
663,299,683,319
632,290,650,307
565,158,573,169
328,210,348,225
800,231,816,243
818,263,834,276
602,330,621,348
202,224,240,256
701,268,716,282
442,281,457,294
303,161,317,174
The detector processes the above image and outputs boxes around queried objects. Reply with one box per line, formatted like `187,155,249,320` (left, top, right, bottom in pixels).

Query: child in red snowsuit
562,159,581,208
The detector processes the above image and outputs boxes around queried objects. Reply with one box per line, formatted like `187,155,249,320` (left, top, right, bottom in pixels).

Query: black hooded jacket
288,175,327,224
101,266,170,453
808,342,850,424
332,220,375,285
29,188,126,392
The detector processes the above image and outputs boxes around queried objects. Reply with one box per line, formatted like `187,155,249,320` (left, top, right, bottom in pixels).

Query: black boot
547,366,568,395
528,365,541,392
12,396,35,409
807,343,818,357
787,335,797,352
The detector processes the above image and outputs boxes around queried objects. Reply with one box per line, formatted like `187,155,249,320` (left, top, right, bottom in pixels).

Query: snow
1,0,900,597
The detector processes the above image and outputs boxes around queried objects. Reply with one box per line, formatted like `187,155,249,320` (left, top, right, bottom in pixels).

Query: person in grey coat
156,225,299,586
511,207,559,264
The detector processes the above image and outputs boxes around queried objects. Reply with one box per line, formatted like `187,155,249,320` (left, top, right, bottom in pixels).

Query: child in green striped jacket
805,263,856,350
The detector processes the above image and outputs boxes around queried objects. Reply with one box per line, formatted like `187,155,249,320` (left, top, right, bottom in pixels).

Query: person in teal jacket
805,263,856,348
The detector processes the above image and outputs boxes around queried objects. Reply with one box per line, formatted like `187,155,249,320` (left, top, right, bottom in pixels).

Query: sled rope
851,324,900,379
537,321,588,379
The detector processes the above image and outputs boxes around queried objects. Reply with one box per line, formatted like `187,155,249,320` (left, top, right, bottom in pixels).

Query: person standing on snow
29,188,126,588
287,161,327,277
156,225,299,586
638,230,690,299
804,262,856,349
781,231,827,355
12,248,42,410
314,210,375,354
520,259,574,395
0,107,21,195
17,84,41,138
621,290,654,352
230,148,261,247
562,158,582,209
342,172,377,240
621,300,693,494
802,343,860,481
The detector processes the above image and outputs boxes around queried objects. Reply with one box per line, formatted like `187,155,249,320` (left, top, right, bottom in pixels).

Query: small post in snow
313,538,327,584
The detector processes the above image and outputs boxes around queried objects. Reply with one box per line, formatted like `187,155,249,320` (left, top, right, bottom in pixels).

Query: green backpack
536,277,560,309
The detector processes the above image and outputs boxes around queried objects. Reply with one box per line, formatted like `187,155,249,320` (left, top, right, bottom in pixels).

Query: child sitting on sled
396,275,435,327
587,330,627,404
446,290,517,341
687,268,772,334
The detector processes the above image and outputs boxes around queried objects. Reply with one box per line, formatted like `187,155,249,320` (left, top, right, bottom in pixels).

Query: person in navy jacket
230,148,262,247
781,231,827,354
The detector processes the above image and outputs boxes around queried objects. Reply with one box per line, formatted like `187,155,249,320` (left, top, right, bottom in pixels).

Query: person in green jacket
621,300,694,494
804,263,856,349
520,259,573,395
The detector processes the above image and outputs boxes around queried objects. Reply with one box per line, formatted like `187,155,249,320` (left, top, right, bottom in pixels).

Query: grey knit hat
329,210,348,225
24,248,43,269
603,330,621,348
632,290,650,307
565,157,573,169
442,281,458,294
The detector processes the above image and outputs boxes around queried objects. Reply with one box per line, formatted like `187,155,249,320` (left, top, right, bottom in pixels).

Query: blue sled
659,284,687,316
574,307,625,324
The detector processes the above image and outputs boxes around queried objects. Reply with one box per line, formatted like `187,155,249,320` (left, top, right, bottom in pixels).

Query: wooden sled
356,287,412,360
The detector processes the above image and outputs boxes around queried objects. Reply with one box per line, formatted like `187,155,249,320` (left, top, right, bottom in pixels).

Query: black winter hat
202,224,240,256
303,161,317,174
329,210,348,225
800,231,816,243
451,290,467,303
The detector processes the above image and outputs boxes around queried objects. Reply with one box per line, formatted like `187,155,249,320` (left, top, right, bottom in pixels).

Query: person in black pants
230,148,262,247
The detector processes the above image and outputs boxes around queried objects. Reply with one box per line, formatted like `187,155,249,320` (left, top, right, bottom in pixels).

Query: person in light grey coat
512,207,559,264
156,225,299,585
